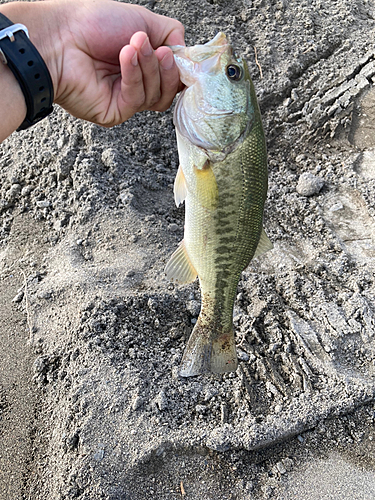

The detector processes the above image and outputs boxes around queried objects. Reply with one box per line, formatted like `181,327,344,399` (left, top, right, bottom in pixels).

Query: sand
1,0,375,498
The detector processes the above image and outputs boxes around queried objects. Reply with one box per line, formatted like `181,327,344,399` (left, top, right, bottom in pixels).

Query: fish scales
166,33,272,376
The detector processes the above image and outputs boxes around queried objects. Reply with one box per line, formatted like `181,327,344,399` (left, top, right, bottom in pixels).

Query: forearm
0,51,27,141
0,1,61,142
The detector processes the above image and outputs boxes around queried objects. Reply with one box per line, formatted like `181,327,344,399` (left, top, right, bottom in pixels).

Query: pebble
329,202,344,212
237,349,249,361
296,172,324,196
119,191,133,205
155,390,168,411
37,290,52,300
186,299,200,317
291,89,299,101
132,395,144,410
295,154,307,163
168,223,179,232
21,185,33,197
93,449,105,461
195,404,207,414
275,461,287,474
206,424,235,452
36,200,51,209
12,290,24,303
7,183,21,201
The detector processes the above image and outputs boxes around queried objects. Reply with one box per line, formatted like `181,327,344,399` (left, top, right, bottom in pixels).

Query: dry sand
1,0,375,498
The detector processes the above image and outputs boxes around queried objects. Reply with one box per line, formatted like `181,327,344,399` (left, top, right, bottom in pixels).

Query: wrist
0,1,63,101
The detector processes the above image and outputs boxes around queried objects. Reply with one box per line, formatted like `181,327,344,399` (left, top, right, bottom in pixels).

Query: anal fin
165,239,197,284
253,227,273,259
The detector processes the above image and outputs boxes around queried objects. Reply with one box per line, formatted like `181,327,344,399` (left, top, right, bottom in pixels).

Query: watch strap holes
27,60,34,66
19,48,25,54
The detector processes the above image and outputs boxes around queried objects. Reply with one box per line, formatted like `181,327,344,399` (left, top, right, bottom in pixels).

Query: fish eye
226,64,243,81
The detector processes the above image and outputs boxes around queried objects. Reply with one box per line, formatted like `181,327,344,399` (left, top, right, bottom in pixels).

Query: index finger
143,11,185,47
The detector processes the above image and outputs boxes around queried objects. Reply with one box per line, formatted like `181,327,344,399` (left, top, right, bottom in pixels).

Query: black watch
0,12,54,131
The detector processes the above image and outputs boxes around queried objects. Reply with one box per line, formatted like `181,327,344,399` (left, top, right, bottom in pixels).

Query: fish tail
179,319,238,377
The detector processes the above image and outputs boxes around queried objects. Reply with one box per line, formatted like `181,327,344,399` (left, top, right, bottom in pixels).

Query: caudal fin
179,321,238,377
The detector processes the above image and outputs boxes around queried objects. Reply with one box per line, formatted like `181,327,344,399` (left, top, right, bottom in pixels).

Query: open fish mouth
169,32,232,87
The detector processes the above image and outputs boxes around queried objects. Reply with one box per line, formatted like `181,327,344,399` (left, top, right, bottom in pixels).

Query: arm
0,0,184,142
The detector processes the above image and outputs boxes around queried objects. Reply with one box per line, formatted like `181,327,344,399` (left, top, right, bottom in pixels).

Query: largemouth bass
166,33,272,377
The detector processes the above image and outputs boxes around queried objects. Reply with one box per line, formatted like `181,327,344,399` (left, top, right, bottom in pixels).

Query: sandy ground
1,0,375,498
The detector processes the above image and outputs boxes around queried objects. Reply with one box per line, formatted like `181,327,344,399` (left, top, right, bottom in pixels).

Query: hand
1,0,185,127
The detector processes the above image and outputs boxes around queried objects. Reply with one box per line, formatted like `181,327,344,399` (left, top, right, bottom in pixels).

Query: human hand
1,0,185,127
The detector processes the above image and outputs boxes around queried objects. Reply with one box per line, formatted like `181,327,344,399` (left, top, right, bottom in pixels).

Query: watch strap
0,12,54,131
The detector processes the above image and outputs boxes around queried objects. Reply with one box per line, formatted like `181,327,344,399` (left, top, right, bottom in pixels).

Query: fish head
171,33,254,157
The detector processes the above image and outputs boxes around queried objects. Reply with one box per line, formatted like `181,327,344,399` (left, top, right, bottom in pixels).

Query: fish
165,33,272,377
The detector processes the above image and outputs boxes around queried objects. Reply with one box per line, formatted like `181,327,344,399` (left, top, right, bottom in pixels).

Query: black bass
166,33,272,377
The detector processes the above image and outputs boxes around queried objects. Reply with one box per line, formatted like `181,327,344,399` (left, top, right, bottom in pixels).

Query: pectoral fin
253,228,273,258
174,165,188,207
194,161,218,210
165,240,197,284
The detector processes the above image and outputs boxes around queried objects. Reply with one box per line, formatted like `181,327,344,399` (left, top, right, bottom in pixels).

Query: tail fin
179,320,238,377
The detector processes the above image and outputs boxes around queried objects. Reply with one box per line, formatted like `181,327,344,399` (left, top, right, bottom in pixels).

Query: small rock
295,154,307,163
275,461,287,474
56,137,65,149
329,202,344,212
12,290,24,303
101,148,117,167
155,390,168,411
37,290,52,300
203,385,219,401
206,424,235,452
93,449,105,461
186,300,200,317
195,404,207,414
21,185,33,197
36,200,51,209
237,349,249,361
221,403,228,424
132,395,144,410
168,223,179,232
291,89,299,101
7,183,21,201
296,172,324,197
282,457,294,471
119,191,133,205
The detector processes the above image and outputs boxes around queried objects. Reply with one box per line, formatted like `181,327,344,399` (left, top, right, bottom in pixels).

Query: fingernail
131,52,138,67
141,37,153,57
161,51,174,70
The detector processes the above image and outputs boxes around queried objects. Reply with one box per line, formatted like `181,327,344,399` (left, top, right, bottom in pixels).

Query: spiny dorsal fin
174,165,188,207
165,239,197,284
253,228,273,259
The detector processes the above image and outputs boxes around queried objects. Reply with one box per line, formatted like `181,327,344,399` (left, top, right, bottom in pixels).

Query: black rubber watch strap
0,13,54,131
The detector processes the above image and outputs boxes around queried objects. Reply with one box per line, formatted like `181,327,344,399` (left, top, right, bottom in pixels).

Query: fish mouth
169,32,231,87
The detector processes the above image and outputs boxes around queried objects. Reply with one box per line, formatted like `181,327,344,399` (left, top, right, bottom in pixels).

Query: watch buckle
0,23,29,43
